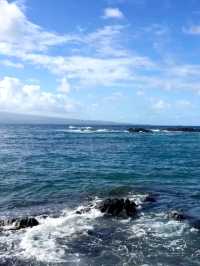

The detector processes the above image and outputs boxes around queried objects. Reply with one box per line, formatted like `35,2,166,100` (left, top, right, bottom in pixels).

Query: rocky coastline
1,194,200,232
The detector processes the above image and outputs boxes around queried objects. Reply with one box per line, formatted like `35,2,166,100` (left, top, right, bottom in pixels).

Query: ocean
0,124,200,266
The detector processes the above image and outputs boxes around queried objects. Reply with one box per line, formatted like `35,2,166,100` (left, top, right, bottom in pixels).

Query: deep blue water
1,124,200,265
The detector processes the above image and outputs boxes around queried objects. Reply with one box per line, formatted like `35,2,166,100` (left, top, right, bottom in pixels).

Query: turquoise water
1,125,200,265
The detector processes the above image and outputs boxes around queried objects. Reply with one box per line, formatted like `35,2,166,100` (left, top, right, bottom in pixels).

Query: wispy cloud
84,25,128,57
152,99,171,111
1,59,24,69
22,53,154,88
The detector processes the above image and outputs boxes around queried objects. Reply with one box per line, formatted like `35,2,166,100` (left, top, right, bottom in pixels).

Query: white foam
127,212,192,254
64,126,127,134
1,199,197,264
68,125,76,129
131,213,187,236
128,193,147,208
0,205,103,264
151,129,161,132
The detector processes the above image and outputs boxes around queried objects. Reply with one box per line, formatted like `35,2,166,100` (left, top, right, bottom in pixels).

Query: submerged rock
190,219,200,230
0,217,39,230
128,128,152,133
99,198,137,217
168,211,187,221
76,207,92,215
168,210,200,231
143,195,156,203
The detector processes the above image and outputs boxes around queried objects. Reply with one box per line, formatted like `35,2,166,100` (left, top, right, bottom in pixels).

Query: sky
0,0,200,124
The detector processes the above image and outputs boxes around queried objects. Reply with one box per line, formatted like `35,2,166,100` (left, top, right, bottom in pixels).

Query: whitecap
151,129,161,132
0,204,103,264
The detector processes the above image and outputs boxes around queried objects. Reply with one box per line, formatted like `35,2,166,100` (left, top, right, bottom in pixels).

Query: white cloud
85,25,128,57
57,78,71,94
0,1,126,59
23,53,154,88
0,1,156,91
0,0,79,54
103,7,124,19
21,51,200,96
1,0,200,117
152,99,171,111
0,76,78,116
168,64,200,77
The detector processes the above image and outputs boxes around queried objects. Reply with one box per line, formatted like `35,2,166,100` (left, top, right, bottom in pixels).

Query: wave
65,126,200,135
65,126,128,134
0,199,103,264
0,195,199,265
150,129,162,132
129,127,200,134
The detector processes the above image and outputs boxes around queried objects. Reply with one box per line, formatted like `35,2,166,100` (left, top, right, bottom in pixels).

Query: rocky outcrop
165,127,200,132
128,127,200,133
76,207,92,215
128,128,152,133
167,210,200,230
143,195,156,203
0,217,39,230
98,198,137,217
168,211,187,221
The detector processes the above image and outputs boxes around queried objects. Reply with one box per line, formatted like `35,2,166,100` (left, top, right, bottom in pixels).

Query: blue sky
0,0,200,124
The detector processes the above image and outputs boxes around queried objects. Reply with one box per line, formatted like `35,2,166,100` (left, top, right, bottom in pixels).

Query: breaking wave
0,195,199,266
65,126,128,134
0,200,103,264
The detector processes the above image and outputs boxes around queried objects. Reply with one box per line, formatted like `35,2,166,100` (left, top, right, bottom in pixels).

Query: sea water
0,124,200,266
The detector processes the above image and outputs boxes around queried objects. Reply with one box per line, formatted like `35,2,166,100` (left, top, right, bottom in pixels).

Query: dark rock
87,229,95,235
76,207,91,215
165,127,200,132
99,198,112,213
15,217,39,229
143,195,156,203
109,198,124,216
190,219,200,230
168,211,187,221
0,218,16,227
99,198,137,217
124,199,137,217
128,128,152,133
168,210,200,230
0,217,39,230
